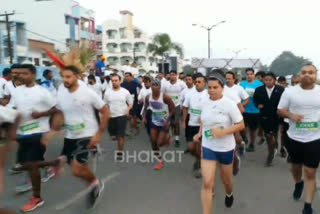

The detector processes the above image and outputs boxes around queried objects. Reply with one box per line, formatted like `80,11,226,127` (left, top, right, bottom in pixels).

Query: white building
102,10,158,73
1,0,97,65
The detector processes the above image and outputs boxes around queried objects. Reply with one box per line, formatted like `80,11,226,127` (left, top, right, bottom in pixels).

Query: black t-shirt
121,80,142,104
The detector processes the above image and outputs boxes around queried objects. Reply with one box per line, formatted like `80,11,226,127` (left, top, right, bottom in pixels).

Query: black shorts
17,134,46,164
61,137,91,164
287,138,320,168
186,126,200,143
243,113,260,130
260,116,280,136
108,116,127,137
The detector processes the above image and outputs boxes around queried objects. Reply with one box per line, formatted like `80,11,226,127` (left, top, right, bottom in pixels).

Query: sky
78,0,320,67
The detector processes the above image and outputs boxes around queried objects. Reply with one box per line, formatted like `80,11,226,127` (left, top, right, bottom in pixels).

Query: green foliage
269,51,312,76
147,33,184,58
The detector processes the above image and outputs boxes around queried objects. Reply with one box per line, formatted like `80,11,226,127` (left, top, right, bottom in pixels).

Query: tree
147,33,184,73
269,51,312,76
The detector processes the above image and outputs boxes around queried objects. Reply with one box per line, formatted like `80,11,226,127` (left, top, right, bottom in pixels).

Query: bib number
204,130,213,139
296,122,318,131
190,108,201,115
20,121,40,133
66,123,85,133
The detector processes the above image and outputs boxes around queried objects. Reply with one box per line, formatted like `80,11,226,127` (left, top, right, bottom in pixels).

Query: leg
201,159,217,214
303,166,317,204
71,160,96,184
220,163,234,195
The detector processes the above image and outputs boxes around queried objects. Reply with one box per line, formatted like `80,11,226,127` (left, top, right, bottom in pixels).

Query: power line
22,27,67,45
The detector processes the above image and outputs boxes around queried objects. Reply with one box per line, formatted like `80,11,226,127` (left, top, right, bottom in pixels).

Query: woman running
194,75,245,214
143,80,175,170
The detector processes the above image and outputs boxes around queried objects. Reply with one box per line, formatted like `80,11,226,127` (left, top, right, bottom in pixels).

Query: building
101,10,158,73
1,0,96,65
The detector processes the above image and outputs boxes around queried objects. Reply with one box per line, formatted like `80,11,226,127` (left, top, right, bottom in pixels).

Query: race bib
20,121,40,134
295,107,319,131
204,129,213,139
66,123,85,133
190,108,201,115
296,122,318,131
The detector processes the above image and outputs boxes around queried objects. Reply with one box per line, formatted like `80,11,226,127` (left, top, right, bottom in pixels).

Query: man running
278,64,320,214
87,75,104,98
253,72,284,166
104,74,133,161
56,65,109,209
225,71,249,156
183,74,207,178
11,64,58,212
0,68,10,106
3,64,23,107
121,72,142,135
161,70,186,147
143,80,175,170
240,68,263,152
138,76,152,136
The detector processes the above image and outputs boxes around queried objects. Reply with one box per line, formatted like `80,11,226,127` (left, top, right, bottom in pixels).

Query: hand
258,104,264,109
31,111,43,119
126,110,130,117
289,113,303,122
211,127,226,138
88,133,101,148
193,133,201,142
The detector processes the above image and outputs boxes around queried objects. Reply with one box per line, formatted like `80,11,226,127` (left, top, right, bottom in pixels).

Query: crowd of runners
0,59,319,214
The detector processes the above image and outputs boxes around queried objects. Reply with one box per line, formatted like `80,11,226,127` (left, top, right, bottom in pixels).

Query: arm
277,108,303,122
182,106,188,129
142,95,150,124
32,107,59,119
253,88,263,109
242,98,249,107
211,120,245,138
163,93,176,121
125,91,133,116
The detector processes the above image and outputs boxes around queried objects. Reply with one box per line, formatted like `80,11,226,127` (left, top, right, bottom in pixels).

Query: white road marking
55,172,120,210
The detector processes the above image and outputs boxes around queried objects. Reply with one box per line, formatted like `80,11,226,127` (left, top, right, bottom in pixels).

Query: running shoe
280,147,287,158
246,144,255,152
233,155,241,176
41,167,55,183
175,140,180,148
21,196,44,213
154,161,164,170
225,194,234,208
8,164,22,174
293,181,304,201
88,180,105,209
258,137,266,145
15,179,32,193
192,161,201,178
302,207,314,214
265,153,274,167
238,141,246,157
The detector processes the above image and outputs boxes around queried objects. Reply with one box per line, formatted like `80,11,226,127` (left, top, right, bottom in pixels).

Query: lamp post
192,20,226,59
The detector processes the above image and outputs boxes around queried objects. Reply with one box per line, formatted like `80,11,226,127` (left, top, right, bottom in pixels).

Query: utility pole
0,11,15,64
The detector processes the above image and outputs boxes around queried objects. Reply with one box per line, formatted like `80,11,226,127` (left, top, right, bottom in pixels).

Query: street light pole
193,20,226,59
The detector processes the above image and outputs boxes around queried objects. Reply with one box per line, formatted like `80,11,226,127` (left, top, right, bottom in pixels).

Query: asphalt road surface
1,129,319,214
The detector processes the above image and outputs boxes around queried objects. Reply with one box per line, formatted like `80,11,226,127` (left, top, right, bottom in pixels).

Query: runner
87,74,104,98
55,65,109,209
143,80,175,170
3,64,23,107
40,69,57,96
183,74,207,178
121,72,142,136
253,72,284,166
225,71,249,156
161,70,186,147
138,76,152,136
0,68,10,105
104,74,133,161
11,64,59,212
277,76,288,88
240,68,263,152
194,74,244,214
180,74,195,107
278,64,320,214
0,105,19,214
255,71,265,82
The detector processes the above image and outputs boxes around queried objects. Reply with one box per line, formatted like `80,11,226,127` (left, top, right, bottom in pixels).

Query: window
65,16,69,24
34,58,40,66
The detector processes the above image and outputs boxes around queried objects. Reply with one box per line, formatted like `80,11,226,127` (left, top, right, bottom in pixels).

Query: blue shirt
240,80,263,114
95,60,106,76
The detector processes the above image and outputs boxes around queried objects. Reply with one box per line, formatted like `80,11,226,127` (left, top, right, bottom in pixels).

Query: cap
100,56,106,60
208,73,226,86
152,80,161,87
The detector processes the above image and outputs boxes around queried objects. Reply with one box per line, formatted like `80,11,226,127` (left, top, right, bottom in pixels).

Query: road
1,129,319,214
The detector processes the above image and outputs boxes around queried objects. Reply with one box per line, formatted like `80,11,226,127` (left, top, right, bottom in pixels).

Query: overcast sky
78,0,320,67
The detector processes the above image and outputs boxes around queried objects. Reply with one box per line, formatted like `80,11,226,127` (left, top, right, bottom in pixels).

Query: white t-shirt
87,83,104,98
200,96,243,152
13,85,56,136
183,89,208,126
161,80,186,106
180,86,195,106
104,87,133,118
223,86,241,104
57,84,105,139
0,105,18,124
138,87,152,103
0,78,7,99
84,76,102,85
278,85,320,143
226,84,249,101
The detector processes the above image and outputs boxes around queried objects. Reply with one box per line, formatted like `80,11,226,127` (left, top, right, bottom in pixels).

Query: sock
304,203,312,212
226,192,233,197
175,136,179,141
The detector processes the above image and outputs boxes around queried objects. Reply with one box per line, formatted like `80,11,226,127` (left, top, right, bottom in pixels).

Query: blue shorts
202,147,234,165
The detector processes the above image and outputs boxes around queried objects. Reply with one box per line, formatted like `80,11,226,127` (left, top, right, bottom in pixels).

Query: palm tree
147,33,184,73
